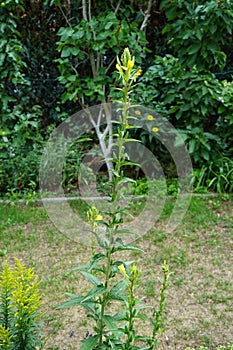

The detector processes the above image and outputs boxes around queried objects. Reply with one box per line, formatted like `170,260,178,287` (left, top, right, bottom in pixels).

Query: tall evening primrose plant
57,48,171,350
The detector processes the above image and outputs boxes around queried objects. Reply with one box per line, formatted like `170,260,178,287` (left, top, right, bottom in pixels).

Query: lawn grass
0,196,232,349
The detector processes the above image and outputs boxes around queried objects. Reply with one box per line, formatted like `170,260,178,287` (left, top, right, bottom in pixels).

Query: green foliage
56,5,147,106
0,259,44,350
0,115,45,197
0,0,58,197
192,157,233,194
160,0,233,71
0,0,27,123
135,55,233,169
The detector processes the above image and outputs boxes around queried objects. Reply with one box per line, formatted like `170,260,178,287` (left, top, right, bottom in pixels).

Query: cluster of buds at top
116,47,142,84
87,206,103,229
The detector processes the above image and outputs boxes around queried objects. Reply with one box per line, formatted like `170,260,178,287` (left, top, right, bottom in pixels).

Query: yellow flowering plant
57,48,170,350
0,259,44,350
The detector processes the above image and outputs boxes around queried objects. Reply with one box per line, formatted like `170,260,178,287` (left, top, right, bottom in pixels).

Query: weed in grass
152,230,167,244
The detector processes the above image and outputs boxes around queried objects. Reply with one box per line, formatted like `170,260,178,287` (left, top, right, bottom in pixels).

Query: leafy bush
0,112,45,197
160,0,233,72
192,157,233,194
135,55,233,165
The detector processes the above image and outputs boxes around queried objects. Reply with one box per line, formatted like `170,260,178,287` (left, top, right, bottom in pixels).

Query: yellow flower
127,59,134,69
152,127,159,133
95,215,103,221
118,264,127,277
147,115,154,121
134,110,141,115
134,69,142,77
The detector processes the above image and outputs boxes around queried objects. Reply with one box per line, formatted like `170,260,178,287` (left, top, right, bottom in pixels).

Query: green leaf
188,42,201,55
82,285,106,302
108,280,126,301
189,139,196,154
165,6,178,21
80,272,103,286
201,149,210,161
80,335,98,350
56,295,84,309
112,238,144,254
102,314,118,331
89,253,106,270
70,265,90,272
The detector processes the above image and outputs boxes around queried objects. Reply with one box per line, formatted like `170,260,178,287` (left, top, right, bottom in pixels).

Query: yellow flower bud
127,60,134,69
95,215,103,221
116,64,122,72
135,69,142,77
147,115,154,121
118,264,127,277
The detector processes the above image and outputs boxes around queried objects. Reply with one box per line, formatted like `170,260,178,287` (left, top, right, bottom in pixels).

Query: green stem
124,284,135,349
98,52,134,347
98,227,114,346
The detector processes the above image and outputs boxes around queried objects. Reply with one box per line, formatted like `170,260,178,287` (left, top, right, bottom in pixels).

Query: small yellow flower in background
135,69,142,77
127,59,134,69
134,110,141,115
152,127,159,133
95,215,103,221
118,264,127,278
147,115,154,121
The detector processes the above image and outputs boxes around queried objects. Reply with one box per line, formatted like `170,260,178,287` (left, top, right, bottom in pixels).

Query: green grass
0,196,232,349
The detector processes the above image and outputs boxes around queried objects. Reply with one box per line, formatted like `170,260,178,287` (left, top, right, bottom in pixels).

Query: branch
88,0,92,22
86,104,114,181
82,0,88,21
89,51,97,78
58,5,72,27
114,0,122,15
140,0,153,32
105,56,117,74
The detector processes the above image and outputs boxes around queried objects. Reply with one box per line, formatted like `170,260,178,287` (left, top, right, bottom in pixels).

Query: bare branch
88,0,92,22
89,51,97,78
86,104,114,181
82,0,88,21
140,0,153,32
105,56,117,74
114,0,122,15
58,5,72,27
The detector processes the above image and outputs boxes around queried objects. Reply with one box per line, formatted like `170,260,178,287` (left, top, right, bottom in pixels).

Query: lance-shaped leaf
102,314,118,331
82,285,106,303
80,335,98,350
112,237,144,253
80,271,103,287
108,280,126,301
